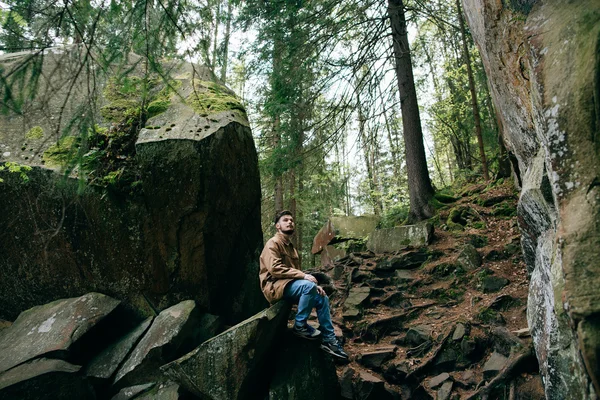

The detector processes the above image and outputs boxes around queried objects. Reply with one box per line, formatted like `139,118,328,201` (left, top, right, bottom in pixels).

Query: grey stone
343,287,370,319
0,358,95,399
0,293,120,374
427,372,450,389
452,323,467,341
354,369,393,400
367,221,434,253
87,317,153,381
339,367,355,399
111,383,155,400
464,0,600,397
405,325,433,347
434,347,459,370
437,381,453,400
162,301,290,400
481,276,510,293
358,347,396,370
268,334,340,400
376,249,429,271
456,244,481,271
382,361,409,384
0,49,265,324
460,370,477,386
482,352,509,379
134,381,183,399
114,300,201,388
394,269,416,282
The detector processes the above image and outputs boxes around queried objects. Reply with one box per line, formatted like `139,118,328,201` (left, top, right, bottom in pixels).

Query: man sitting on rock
259,210,349,360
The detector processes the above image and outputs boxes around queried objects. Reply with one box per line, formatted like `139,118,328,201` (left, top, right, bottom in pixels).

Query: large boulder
367,221,434,253
0,292,120,374
462,0,600,398
0,47,265,323
267,334,340,400
311,215,378,254
162,301,290,400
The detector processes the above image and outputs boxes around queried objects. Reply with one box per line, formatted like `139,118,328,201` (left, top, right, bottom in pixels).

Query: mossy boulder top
0,47,248,168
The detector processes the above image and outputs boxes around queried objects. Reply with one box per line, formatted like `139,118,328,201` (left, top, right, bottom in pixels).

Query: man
259,210,349,360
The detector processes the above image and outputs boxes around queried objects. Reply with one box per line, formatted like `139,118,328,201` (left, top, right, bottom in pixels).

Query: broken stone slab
394,269,416,282
382,361,409,384
427,372,450,389
311,215,378,254
87,317,153,382
480,276,510,293
111,383,155,400
483,351,509,379
134,381,185,399
456,244,482,271
319,245,348,268
339,367,355,399
405,324,433,347
367,221,434,253
114,300,202,389
343,287,371,319
354,369,394,400
376,249,429,270
0,358,95,399
162,301,290,400
0,293,120,374
268,333,340,400
358,347,396,370
452,323,467,342
437,381,453,400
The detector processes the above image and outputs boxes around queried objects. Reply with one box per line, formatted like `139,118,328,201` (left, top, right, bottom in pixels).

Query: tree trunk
457,0,489,180
211,0,221,71
388,0,435,222
220,0,232,82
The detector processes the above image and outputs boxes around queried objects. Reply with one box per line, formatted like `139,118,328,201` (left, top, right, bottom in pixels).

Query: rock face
162,301,290,400
0,48,265,323
462,0,600,398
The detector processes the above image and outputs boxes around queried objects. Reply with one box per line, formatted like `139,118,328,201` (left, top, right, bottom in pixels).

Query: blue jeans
283,279,336,343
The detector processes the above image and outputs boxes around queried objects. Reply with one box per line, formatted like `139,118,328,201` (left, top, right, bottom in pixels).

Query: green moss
467,234,488,248
187,80,246,115
147,99,170,117
492,202,517,218
434,192,458,204
0,161,32,183
100,99,140,122
472,221,486,229
25,126,43,140
447,205,481,229
43,136,78,167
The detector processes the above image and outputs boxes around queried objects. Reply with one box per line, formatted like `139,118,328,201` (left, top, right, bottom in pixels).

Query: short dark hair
274,210,293,225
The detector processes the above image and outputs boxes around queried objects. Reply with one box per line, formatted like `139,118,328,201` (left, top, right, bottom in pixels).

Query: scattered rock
358,347,396,370
452,323,467,342
394,269,416,282
376,249,429,270
134,381,184,399
459,370,477,387
367,221,434,253
427,372,450,389
437,380,453,400
488,294,519,311
0,358,95,400
339,367,355,399
482,352,509,379
480,276,510,293
513,328,531,338
87,317,153,382
114,300,202,388
0,293,120,374
405,325,433,347
383,361,409,384
343,287,371,319
456,244,482,271
111,383,155,400
354,369,394,400
162,301,289,400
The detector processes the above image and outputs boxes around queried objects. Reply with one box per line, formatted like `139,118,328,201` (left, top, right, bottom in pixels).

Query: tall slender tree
388,0,435,222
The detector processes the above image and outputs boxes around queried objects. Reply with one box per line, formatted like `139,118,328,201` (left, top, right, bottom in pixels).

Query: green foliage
25,126,43,140
492,201,517,218
0,161,32,183
380,204,409,228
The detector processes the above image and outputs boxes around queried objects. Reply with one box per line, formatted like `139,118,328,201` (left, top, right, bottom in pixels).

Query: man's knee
299,280,317,294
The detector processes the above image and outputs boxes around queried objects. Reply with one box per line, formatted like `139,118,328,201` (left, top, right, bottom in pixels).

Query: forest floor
303,180,546,400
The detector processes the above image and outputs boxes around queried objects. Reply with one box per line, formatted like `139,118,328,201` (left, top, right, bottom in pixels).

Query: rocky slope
309,181,545,399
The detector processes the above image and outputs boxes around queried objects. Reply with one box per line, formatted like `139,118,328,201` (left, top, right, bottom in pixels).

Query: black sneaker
292,324,321,340
320,340,349,360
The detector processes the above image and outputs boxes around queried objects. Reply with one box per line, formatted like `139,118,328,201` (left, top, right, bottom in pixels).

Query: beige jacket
259,232,305,303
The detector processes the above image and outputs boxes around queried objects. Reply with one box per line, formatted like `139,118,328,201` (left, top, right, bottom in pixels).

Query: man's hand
304,274,318,284
316,286,326,296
